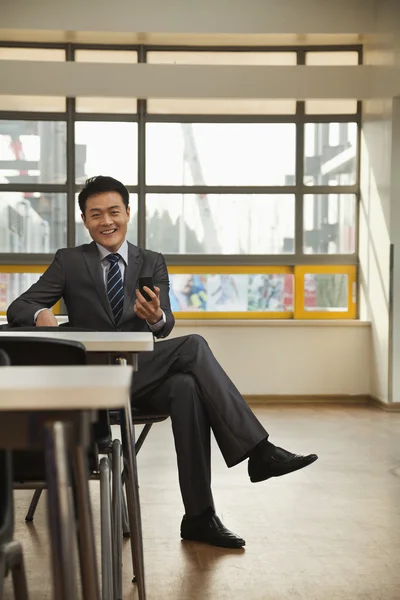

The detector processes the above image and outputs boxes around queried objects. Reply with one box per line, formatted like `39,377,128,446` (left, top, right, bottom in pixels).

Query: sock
249,438,276,461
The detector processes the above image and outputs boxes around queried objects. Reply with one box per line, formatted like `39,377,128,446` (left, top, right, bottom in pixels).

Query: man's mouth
101,228,117,235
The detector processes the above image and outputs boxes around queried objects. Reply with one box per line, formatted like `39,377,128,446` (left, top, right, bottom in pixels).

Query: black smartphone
139,277,155,302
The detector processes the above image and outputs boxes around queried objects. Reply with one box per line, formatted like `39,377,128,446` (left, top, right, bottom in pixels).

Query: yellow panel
294,265,356,320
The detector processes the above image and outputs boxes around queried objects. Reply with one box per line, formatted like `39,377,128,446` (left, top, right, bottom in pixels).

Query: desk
0,365,133,600
0,331,154,600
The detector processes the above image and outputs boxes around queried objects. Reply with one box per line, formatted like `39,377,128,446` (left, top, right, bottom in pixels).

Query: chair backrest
0,348,10,366
0,350,13,544
0,336,87,366
0,451,13,545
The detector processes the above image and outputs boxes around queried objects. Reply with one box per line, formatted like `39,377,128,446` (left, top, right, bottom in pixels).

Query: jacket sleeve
7,250,66,327
152,252,175,339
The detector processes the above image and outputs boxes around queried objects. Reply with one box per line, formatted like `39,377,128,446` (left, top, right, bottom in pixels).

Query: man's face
82,191,130,252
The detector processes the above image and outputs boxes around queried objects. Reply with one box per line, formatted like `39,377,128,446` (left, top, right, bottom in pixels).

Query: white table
0,331,154,600
0,330,154,353
0,365,133,600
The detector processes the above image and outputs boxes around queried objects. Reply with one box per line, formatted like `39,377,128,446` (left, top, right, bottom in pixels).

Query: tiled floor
4,404,400,599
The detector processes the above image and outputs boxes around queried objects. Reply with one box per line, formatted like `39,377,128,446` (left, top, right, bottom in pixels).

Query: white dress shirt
34,240,166,332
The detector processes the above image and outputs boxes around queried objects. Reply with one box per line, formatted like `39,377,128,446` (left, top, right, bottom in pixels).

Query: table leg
120,402,146,600
43,421,78,600
71,442,101,600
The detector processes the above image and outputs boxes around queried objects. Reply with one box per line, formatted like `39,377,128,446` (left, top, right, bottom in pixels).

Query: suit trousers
131,334,268,517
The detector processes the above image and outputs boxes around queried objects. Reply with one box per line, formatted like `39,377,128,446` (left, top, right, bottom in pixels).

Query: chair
0,336,122,598
0,349,29,600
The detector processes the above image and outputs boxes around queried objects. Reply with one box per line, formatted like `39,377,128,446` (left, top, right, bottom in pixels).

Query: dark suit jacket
7,241,175,338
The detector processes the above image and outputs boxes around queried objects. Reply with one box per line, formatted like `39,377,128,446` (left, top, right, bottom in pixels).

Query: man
7,176,318,549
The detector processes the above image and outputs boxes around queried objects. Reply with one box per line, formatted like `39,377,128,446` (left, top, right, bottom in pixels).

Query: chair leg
112,440,123,600
7,541,30,600
99,457,113,600
0,550,7,600
25,486,45,522
121,484,130,538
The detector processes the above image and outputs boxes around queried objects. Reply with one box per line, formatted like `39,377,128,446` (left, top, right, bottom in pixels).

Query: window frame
0,41,362,317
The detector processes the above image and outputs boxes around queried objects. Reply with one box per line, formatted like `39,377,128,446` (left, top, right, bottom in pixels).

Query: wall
360,0,400,403
169,321,371,397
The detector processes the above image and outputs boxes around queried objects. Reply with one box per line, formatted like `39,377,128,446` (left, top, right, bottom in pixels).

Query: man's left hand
134,286,163,324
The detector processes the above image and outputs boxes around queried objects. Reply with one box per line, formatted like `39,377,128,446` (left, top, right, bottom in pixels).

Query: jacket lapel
120,242,143,323
82,242,114,324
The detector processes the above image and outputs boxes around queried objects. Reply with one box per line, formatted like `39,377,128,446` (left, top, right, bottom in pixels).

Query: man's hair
78,176,130,215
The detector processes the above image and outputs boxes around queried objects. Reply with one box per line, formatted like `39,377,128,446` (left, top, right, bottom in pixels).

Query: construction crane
181,123,221,253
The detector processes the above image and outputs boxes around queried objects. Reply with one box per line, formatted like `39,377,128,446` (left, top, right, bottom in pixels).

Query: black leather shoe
248,445,318,483
181,512,245,549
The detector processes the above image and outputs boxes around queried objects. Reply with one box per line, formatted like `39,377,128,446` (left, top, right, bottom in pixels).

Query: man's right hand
36,309,58,327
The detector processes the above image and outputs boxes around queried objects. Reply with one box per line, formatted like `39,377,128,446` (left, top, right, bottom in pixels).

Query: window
0,192,67,252
147,51,296,66
75,122,138,185
0,44,360,320
146,194,295,254
304,123,358,186
0,121,67,184
147,98,296,115
304,194,356,254
146,123,296,186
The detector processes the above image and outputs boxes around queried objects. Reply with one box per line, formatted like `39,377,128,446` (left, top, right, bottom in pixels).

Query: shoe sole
250,454,318,483
180,533,245,549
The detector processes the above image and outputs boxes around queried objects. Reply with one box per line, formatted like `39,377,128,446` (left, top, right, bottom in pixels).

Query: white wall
168,322,371,397
360,0,400,403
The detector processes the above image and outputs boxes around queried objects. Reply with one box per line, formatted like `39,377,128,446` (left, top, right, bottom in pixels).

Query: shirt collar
96,240,128,265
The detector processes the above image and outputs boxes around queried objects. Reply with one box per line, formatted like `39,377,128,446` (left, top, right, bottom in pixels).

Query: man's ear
81,213,88,229
127,206,131,221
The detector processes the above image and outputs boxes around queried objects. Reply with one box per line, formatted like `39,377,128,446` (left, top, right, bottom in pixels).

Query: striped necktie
106,253,124,323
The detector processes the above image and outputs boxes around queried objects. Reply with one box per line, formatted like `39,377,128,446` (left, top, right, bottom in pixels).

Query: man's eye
111,212,120,216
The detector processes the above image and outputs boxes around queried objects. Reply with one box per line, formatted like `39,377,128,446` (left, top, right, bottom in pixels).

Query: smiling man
7,176,318,549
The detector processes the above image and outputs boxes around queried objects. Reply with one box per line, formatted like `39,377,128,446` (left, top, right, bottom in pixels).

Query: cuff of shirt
33,308,48,324
146,310,166,333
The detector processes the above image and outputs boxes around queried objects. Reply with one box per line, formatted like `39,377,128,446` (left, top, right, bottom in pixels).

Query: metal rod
43,421,78,600
71,442,101,600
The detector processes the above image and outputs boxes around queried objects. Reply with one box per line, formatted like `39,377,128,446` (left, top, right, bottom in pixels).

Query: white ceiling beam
1,0,376,35
1,62,399,100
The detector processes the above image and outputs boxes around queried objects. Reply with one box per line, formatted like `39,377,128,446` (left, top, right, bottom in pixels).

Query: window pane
146,194,295,254
304,194,356,254
169,273,293,312
304,123,357,186
305,52,359,65
147,98,296,115
75,122,138,185
0,96,66,112
0,272,42,312
147,51,296,65
0,192,67,252
75,194,138,246
75,50,137,63
146,123,296,186
305,100,357,114
76,97,137,114
0,121,67,184
0,48,65,61
303,273,348,312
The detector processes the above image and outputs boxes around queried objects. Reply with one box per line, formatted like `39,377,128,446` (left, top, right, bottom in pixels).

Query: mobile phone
139,277,155,302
